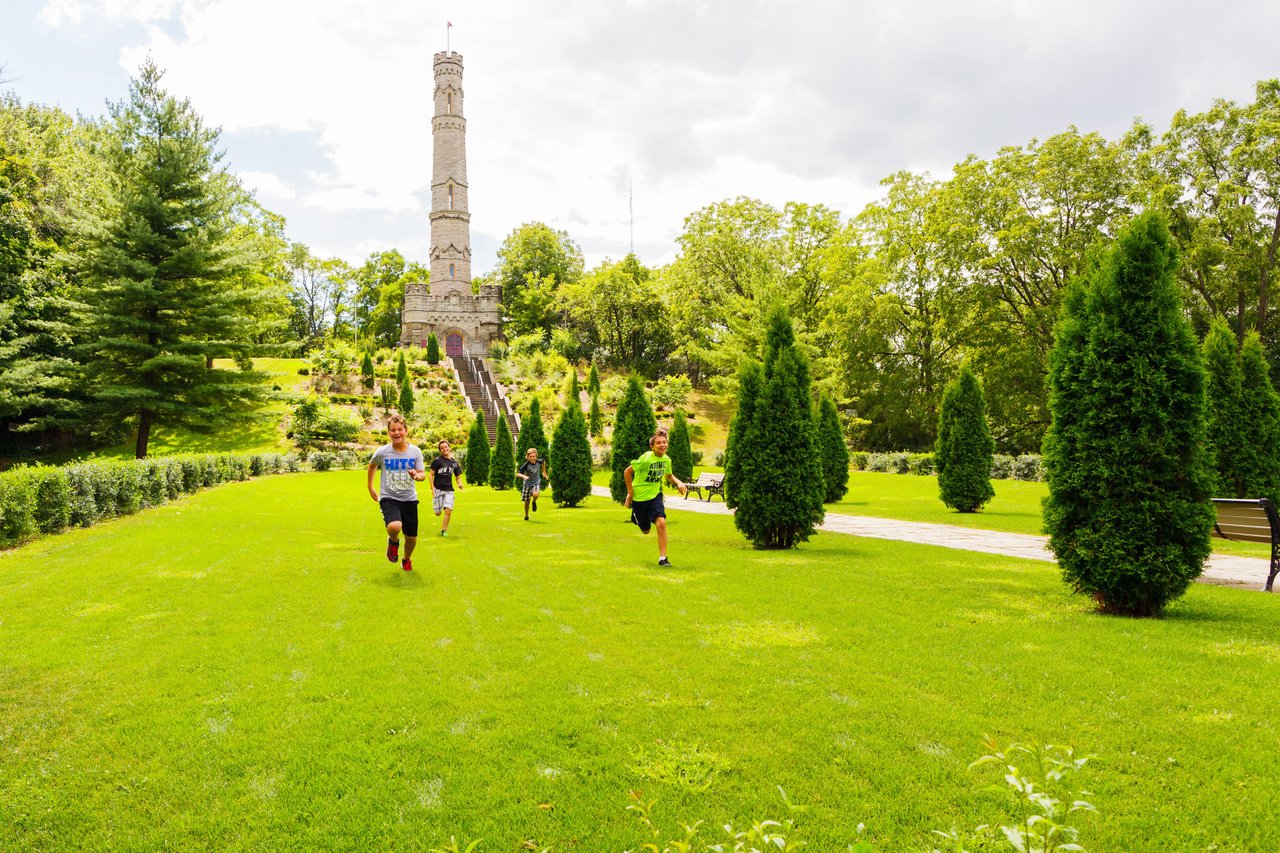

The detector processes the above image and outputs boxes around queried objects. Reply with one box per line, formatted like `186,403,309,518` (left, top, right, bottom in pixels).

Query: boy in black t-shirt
429,440,464,536
515,447,547,521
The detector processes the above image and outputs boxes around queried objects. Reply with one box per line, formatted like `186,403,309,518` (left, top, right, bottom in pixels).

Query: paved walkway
591,487,1273,589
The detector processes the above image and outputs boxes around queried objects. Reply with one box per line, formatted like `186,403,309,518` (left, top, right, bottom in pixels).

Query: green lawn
3,473,1279,850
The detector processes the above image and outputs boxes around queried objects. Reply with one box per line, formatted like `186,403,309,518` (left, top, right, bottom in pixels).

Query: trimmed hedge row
851,452,1045,482
0,450,363,549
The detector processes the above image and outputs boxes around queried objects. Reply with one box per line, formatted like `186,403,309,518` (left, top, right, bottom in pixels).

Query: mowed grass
3,474,1280,850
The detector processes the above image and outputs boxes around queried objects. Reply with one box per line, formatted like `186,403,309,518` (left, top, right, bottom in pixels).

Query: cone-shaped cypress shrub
1237,332,1280,504
360,351,375,389
488,420,515,490
396,349,409,386
588,392,604,438
724,360,763,509
587,362,600,396
1043,212,1213,617
734,338,825,548
1201,318,1245,496
668,410,694,482
426,333,441,365
516,398,550,464
609,376,658,503
465,409,490,486
816,394,850,503
550,401,593,506
935,367,995,512
398,381,415,415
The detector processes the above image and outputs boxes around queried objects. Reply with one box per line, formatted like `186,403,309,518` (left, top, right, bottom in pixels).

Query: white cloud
239,170,295,200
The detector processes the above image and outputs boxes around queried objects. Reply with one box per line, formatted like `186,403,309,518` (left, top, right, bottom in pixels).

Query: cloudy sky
4,0,1279,274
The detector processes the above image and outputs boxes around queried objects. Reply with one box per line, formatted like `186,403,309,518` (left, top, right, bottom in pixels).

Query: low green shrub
310,451,337,471
990,454,1015,480
907,453,936,475
1012,454,1045,482
0,470,38,547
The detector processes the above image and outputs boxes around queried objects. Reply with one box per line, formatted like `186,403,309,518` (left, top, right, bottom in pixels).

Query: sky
3,0,1279,275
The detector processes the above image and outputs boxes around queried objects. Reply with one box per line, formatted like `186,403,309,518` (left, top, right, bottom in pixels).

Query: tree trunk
136,411,152,459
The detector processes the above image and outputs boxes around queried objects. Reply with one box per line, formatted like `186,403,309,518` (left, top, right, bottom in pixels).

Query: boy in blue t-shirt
624,430,688,566
366,414,427,571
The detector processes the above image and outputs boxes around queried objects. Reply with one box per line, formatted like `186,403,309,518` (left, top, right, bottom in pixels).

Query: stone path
590,486,1273,589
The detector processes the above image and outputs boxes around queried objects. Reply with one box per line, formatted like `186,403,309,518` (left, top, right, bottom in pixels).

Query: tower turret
430,51,470,296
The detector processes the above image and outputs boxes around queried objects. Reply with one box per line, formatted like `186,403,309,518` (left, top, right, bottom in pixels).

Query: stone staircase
451,355,518,442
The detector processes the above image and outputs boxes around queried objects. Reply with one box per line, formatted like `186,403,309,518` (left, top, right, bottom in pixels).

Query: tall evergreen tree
609,376,657,502
1237,332,1280,504
564,369,581,404
425,332,441,365
75,61,269,458
360,351,375,389
397,381,414,416
396,349,409,387
550,401,593,506
935,367,995,512
1043,213,1213,617
1201,318,1245,496
734,308,825,548
588,391,604,438
816,394,850,503
587,362,601,396
724,360,763,509
488,421,515,490
464,409,490,486
668,410,694,481
516,397,550,463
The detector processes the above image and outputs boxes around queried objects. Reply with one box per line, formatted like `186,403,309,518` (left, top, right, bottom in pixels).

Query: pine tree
734,308,825,548
1201,318,1245,496
609,376,657,503
550,401,593,506
426,332,441,365
816,394,850,503
360,351,375,389
488,420,515,490
668,410,694,481
398,381,414,416
465,409,490,486
724,360,763,509
1237,332,1280,505
1043,212,1213,617
587,362,601,396
516,397,550,463
563,369,581,409
588,391,604,438
935,367,995,512
76,60,269,458
396,349,409,387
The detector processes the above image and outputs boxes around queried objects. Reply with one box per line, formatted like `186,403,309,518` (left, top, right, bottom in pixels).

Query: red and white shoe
401,558,413,572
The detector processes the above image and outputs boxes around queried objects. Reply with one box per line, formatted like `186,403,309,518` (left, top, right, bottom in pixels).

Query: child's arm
454,463,464,491
666,471,688,497
366,462,379,500
623,465,635,506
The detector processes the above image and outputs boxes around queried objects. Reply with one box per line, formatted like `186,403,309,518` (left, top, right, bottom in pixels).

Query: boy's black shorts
630,493,666,534
379,498,420,537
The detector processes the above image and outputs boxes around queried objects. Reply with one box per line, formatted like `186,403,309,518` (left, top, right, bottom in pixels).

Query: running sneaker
402,558,413,572
532,498,538,512
441,530,448,537
387,538,399,562
658,557,672,567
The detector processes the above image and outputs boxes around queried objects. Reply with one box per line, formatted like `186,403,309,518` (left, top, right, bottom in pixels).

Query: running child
366,414,427,572
430,439,464,536
624,430,688,566
515,447,548,521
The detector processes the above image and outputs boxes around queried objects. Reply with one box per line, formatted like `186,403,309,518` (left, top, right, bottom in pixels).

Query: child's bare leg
386,520,402,542
656,517,668,559
404,535,416,559
523,498,531,518
441,508,452,532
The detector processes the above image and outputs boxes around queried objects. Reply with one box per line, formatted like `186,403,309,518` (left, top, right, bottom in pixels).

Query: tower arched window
448,185,454,210
447,92,453,114
450,263,455,279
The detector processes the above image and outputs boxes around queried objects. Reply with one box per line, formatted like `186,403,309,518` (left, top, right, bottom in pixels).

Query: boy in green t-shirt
624,430,688,566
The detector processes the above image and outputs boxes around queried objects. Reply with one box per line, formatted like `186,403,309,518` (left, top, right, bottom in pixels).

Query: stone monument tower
400,50,502,355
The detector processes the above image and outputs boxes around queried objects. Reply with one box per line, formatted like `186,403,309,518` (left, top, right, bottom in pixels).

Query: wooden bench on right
684,473,725,502
1211,498,1280,592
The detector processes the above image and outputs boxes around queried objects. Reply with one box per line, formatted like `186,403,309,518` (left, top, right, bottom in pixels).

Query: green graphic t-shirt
630,450,671,502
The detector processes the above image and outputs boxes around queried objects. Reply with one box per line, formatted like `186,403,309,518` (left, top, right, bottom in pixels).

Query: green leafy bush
667,410,694,482
609,377,657,503
309,451,337,471
464,409,490,486
936,366,996,513
550,401,592,506
489,422,515,490
816,394,850,502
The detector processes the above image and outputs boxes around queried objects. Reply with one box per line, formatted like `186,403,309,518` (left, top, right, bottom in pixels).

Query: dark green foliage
587,362,600,396
464,409,490,486
816,394,850,503
1043,213,1213,617
566,369,581,403
396,350,409,386
733,309,825,549
426,333,441,365
724,360,762,509
588,392,604,438
668,410,694,481
397,381,414,416
935,367,996,512
550,401,593,507
360,352,375,389
609,376,658,503
379,382,396,409
516,397,550,464
488,419,515,490
75,61,269,458
1236,333,1280,504
1201,318,1244,496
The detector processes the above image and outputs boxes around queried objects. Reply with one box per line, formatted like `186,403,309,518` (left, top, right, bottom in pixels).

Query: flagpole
447,21,451,53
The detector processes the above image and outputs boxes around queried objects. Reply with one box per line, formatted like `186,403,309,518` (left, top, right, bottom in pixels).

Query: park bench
684,473,725,502
1211,498,1280,592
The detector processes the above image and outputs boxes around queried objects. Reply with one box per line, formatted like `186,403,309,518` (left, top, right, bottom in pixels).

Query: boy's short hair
648,429,669,447
438,440,450,450
387,414,408,429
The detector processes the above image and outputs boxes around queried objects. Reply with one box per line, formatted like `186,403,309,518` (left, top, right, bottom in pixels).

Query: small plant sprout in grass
428,838,483,853
964,736,1097,853
625,786,811,853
